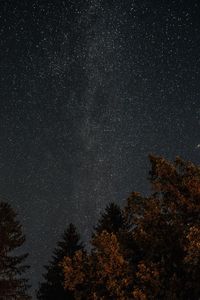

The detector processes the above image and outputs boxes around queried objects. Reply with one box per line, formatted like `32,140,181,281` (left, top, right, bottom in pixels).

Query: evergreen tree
94,202,135,260
0,201,30,300
94,202,127,235
62,231,132,300
62,203,135,299
37,223,84,300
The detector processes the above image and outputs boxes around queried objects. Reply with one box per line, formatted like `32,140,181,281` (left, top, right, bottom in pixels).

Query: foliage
93,202,127,235
0,201,30,299
62,155,200,299
37,223,84,300
62,230,133,299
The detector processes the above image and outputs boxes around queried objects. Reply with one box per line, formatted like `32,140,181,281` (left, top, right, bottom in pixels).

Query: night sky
1,0,200,296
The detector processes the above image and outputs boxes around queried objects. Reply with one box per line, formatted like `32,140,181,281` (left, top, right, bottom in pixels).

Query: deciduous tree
62,155,200,299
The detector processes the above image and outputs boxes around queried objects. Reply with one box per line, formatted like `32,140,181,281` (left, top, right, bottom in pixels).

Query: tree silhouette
37,223,84,300
93,202,135,263
0,201,30,300
93,202,127,235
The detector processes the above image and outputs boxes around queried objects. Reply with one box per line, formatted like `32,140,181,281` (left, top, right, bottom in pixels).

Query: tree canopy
62,155,200,299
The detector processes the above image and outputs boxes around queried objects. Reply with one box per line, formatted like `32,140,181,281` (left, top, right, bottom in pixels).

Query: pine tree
94,202,135,261
62,203,134,299
62,230,133,300
37,223,84,300
94,202,127,235
0,201,30,300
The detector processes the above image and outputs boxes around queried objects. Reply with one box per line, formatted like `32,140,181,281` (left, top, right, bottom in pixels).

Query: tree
62,230,133,299
93,202,127,235
126,155,200,299
62,203,134,299
37,223,84,300
62,155,200,300
0,201,30,300
93,202,135,264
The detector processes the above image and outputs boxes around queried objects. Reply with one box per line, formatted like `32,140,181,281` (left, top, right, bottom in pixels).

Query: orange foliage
62,155,200,299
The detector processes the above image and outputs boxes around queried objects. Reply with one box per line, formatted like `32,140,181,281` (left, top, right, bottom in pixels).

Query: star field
0,0,200,296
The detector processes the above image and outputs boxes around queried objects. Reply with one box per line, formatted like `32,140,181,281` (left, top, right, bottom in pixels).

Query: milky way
0,0,200,296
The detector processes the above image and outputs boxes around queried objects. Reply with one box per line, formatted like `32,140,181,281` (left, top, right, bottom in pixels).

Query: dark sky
1,0,200,297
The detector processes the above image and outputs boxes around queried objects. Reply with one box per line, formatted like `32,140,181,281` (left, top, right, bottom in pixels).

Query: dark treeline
0,155,200,299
